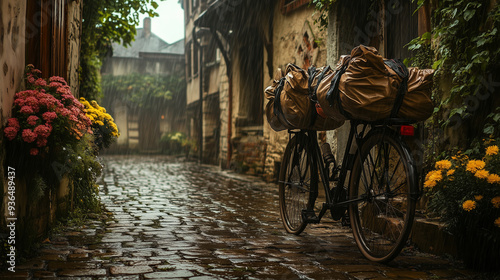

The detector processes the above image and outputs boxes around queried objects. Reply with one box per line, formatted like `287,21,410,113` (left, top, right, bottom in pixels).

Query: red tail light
400,125,415,136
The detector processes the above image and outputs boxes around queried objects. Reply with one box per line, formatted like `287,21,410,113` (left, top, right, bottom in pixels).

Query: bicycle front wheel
349,131,417,263
279,132,318,235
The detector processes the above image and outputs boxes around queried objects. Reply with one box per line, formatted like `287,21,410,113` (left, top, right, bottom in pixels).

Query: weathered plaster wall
262,3,327,179
66,0,82,97
218,58,230,168
0,0,26,121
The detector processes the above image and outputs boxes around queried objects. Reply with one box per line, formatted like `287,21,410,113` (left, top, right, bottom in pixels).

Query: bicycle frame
298,119,416,224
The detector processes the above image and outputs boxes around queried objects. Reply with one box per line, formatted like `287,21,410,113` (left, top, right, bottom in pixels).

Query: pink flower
21,129,37,143
27,115,39,126
49,76,67,85
34,125,51,138
49,81,63,88
69,114,78,122
42,111,57,122
59,108,71,117
24,96,38,106
34,78,47,87
30,148,39,156
4,127,18,141
36,138,48,147
57,86,71,95
27,75,36,84
20,106,34,114
7,118,20,130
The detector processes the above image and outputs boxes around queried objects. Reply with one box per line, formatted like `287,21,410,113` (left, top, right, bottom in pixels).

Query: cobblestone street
1,155,491,279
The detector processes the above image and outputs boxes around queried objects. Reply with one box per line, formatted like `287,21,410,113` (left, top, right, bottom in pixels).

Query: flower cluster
425,142,500,230
79,98,119,150
3,65,91,157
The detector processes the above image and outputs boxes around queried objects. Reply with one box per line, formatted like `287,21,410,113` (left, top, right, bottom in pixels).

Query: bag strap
326,60,352,119
385,59,409,118
273,77,295,128
308,66,331,102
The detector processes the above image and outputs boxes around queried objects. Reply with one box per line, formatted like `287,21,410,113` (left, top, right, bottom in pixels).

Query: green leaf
483,125,494,135
432,59,442,70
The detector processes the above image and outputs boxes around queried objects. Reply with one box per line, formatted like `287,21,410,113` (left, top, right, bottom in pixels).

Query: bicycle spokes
350,132,417,263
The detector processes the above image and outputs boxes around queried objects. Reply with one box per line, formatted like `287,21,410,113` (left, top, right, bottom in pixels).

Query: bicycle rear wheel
279,132,318,235
349,131,417,262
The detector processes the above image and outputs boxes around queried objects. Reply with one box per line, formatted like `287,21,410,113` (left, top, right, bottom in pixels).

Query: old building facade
183,0,325,177
101,18,186,152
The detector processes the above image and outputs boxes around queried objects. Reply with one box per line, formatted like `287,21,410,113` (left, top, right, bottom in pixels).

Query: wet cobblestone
1,155,496,279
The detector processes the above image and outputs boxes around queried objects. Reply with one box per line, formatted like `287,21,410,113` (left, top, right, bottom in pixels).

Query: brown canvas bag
317,45,434,122
265,64,344,131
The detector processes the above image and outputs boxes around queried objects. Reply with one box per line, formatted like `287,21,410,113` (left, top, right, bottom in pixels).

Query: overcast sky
138,0,185,44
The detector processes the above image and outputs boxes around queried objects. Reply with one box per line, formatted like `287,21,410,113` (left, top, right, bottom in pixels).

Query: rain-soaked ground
1,155,498,279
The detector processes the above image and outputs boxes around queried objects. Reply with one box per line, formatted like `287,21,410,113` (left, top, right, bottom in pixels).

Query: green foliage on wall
101,73,186,111
79,0,162,100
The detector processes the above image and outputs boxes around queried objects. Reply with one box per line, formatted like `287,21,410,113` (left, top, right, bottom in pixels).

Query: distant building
102,18,186,152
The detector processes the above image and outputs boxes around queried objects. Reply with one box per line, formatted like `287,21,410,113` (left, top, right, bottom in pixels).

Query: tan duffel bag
265,64,344,132
317,45,434,122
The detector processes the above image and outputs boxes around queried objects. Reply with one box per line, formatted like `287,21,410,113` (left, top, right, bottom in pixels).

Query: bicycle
278,118,420,263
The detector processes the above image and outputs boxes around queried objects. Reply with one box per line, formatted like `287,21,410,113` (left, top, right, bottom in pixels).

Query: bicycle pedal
301,209,320,224
341,214,351,227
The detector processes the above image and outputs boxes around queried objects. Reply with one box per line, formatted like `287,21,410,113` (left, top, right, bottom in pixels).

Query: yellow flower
435,160,452,170
474,169,490,179
475,195,483,201
486,145,499,156
424,179,437,189
487,174,500,184
428,170,443,182
95,120,104,126
462,200,476,211
466,160,486,173
495,217,500,228
492,197,500,209
446,169,455,176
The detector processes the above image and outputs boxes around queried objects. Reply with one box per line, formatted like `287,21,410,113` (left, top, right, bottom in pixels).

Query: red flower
27,75,36,84
42,111,57,122
34,125,51,138
4,127,18,141
20,106,34,114
34,78,47,87
30,148,39,156
7,118,20,130
36,138,48,147
27,115,39,126
21,129,37,143
49,76,67,85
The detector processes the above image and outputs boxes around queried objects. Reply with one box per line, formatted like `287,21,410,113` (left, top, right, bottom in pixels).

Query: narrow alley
1,155,484,279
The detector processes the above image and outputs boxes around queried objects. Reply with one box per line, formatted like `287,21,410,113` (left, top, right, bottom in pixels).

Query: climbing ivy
405,1,500,144
101,73,185,111
311,0,336,30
